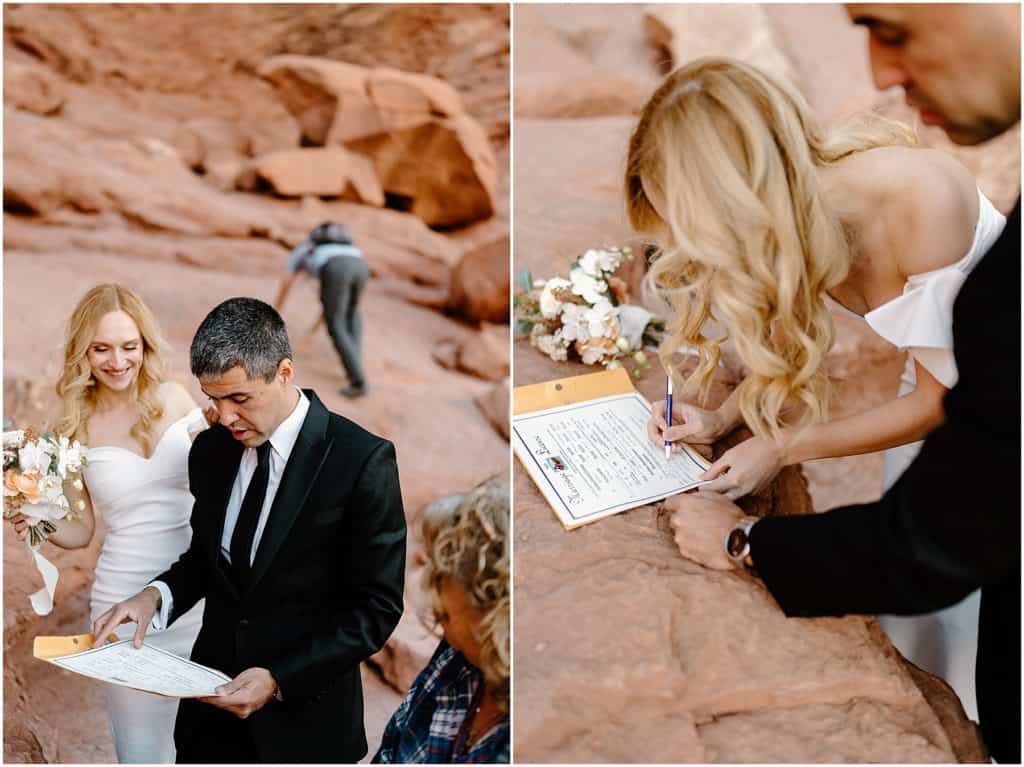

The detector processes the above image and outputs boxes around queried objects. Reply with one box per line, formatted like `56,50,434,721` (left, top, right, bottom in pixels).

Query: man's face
846,4,1021,144
200,361,294,448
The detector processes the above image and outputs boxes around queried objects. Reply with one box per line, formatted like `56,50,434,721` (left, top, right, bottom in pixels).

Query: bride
10,284,210,762
630,58,1005,721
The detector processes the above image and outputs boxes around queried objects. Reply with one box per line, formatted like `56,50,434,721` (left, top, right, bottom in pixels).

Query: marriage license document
513,389,711,529
34,635,231,698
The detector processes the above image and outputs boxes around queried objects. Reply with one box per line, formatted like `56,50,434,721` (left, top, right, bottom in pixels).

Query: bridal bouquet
3,428,87,614
514,246,662,373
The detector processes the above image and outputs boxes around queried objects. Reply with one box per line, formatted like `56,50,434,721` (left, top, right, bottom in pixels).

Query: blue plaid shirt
373,640,510,764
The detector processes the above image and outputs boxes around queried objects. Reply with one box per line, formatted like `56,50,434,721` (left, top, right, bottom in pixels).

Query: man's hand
199,668,279,719
666,490,748,570
92,586,162,648
700,435,785,500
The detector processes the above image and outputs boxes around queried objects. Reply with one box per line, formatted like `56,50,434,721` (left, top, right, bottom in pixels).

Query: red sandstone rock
369,607,438,696
476,377,510,441
456,323,510,382
513,6,650,119
3,55,65,116
512,343,973,763
258,55,497,228
643,4,797,87
449,234,510,324
248,147,385,206
432,323,510,383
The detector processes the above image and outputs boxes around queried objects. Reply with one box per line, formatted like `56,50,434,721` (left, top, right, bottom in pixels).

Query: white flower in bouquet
56,436,85,479
583,299,618,340
538,277,572,319
23,483,71,526
576,337,619,365
18,439,55,476
578,248,622,277
533,330,569,361
559,303,589,343
569,267,609,305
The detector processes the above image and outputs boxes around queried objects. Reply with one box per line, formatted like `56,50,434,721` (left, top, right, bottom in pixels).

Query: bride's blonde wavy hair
55,284,168,456
626,57,917,439
422,475,510,712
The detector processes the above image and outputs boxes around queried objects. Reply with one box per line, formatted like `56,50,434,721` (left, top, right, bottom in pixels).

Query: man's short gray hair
191,297,292,382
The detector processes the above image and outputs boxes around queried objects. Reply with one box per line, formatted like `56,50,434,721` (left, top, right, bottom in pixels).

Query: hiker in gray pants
276,222,371,398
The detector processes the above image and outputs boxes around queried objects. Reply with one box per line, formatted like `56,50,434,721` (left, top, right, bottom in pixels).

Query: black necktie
231,441,272,584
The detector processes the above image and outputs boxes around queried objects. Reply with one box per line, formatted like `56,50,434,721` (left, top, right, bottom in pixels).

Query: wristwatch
725,516,759,569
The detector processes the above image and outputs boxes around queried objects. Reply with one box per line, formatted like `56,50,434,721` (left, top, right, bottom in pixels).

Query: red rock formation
245,147,385,206
448,234,510,324
259,55,496,227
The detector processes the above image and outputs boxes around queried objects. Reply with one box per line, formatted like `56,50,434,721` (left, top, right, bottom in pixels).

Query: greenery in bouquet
3,429,87,549
514,246,664,377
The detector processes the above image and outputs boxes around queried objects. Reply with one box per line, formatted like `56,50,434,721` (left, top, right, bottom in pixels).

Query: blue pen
664,375,673,460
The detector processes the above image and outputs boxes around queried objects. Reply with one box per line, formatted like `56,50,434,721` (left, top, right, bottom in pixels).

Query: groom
93,297,406,763
667,4,1020,762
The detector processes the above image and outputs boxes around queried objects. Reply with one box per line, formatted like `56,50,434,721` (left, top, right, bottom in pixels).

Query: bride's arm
782,359,946,463
10,477,95,549
701,360,946,499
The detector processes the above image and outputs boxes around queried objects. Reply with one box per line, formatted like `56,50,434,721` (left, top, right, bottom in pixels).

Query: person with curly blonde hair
632,51,1013,736
9,284,210,762
375,476,509,764
630,56,1004,505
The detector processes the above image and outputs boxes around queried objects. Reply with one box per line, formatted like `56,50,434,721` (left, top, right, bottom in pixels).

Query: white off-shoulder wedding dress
830,188,1006,722
84,409,206,763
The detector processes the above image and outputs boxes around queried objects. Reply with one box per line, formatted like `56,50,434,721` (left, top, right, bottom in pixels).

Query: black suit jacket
156,389,406,763
750,201,1020,763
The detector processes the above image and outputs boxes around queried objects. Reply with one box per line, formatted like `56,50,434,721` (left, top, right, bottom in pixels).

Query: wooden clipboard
512,368,711,529
513,367,639,416
34,633,96,659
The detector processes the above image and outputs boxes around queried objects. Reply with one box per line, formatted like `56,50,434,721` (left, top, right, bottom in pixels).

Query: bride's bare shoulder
863,147,978,277
157,381,198,422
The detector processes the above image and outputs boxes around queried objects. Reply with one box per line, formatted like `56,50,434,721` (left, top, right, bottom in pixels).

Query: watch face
726,527,748,558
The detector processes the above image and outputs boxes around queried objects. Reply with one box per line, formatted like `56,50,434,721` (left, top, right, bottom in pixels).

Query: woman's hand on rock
699,435,784,500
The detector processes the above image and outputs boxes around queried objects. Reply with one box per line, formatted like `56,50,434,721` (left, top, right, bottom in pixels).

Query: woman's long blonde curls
626,57,916,439
422,476,510,711
55,284,168,455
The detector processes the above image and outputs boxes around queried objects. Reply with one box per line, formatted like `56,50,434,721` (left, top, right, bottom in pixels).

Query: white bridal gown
830,188,1006,722
84,409,206,763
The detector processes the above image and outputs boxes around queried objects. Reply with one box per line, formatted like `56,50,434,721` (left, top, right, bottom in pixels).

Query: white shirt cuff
147,581,174,631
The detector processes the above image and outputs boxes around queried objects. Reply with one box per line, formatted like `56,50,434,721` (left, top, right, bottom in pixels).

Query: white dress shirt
150,389,309,628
